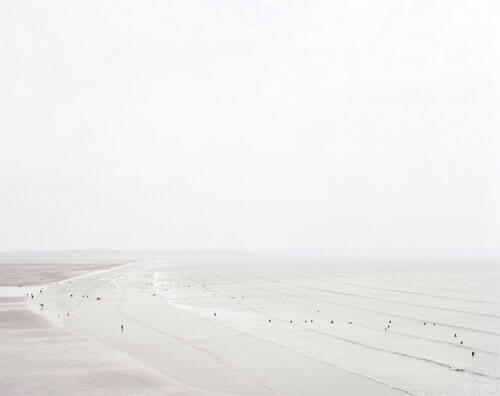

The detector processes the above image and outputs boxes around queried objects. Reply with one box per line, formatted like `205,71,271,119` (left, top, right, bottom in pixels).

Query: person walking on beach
121,324,124,333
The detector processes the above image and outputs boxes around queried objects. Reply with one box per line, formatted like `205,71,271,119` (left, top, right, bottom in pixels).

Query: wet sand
0,258,126,286
1,257,499,395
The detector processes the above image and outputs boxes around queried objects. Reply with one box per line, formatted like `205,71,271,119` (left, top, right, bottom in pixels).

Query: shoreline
1,257,499,395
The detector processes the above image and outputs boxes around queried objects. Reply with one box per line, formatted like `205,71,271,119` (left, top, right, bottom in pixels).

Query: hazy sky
1,1,499,251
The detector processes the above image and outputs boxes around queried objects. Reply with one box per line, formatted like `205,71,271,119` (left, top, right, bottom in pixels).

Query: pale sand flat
0,258,126,287
1,257,499,395
0,294,213,395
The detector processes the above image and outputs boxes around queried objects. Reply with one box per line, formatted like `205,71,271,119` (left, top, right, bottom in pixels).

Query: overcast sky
1,1,499,251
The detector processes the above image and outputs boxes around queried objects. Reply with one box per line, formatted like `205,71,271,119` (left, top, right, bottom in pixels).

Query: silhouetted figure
121,324,124,332
289,320,293,323
330,320,334,324
389,320,391,324
454,333,457,338
31,293,34,299
424,322,427,325
472,351,475,357
460,341,463,345
70,294,73,298
348,321,352,324
433,323,436,326
214,312,216,317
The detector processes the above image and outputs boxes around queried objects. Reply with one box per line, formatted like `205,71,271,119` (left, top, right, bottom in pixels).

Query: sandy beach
0,257,127,287
2,0,499,394
1,256,499,395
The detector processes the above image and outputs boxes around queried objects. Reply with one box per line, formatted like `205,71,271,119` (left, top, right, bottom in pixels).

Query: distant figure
310,319,313,323
31,293,34,299
67,312,70,317
472,351,475,357
304,320,307,323
460,341,463,345
316,309,320,313
70,294,73,298
213,312,216,317
385,327,387,331
330,320,334,324
348,321,352,324
424,322,427,325
389,320,391,324
454,333,457,338
268,319,271,323
121,324,124,333
433,323,436,326
387,325,390,328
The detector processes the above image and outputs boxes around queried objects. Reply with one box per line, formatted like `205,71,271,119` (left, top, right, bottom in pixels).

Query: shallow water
2,257,499,395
